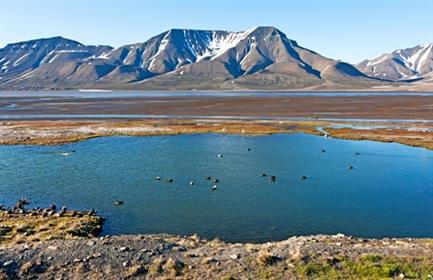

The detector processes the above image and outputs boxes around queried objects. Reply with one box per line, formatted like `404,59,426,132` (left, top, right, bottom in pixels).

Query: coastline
1,205,432,279
1,119,433,150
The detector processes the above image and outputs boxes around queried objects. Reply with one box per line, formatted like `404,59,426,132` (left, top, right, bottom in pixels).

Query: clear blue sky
1,0,432,63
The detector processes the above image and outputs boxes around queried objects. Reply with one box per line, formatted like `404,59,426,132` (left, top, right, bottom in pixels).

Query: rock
124,265,146,278
73,258,81,263
229,254,239,260
122,261,130,267
257,251,280,266
2,260,14,267
201,257,216,265
87,240,96,247
119,246,129,252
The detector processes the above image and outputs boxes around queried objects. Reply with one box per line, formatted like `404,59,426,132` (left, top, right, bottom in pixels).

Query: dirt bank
0,233,432,279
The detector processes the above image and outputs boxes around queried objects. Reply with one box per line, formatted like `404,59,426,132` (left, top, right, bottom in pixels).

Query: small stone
47,256,53,261
92,253,102,258
3,260,14,267
120,246,129,252
229,254,239,260
122,261,130,267
73,258,81,263
87,240,96,247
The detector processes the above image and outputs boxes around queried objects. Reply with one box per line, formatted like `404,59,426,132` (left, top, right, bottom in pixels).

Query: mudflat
1,95,433,120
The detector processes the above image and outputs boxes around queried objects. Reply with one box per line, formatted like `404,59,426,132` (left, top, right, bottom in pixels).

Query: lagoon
1,133,432,242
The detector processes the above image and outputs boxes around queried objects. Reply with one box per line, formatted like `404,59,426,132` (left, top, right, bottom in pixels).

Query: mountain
0,27,388,90
356,43,433,81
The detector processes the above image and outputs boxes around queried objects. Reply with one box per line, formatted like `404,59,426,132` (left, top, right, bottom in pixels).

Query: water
1,90,432,99
1,134,432,243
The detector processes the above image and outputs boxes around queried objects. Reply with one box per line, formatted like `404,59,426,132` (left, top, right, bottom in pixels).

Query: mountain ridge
356,43,433,81
0,26,428,90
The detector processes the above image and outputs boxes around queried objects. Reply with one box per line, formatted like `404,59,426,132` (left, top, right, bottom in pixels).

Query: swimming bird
155,176,161,181
321,149,326,153
212,178,219,183
167,178,174,183
247,148,251,151
189,181,195,186
19,198,30,205
218,154,223,158
301,176,308,180
261,173,267,177
355,152,360,156
205,176,212,180
349,166,354,170
270,176,276,182
114,200,124,205
212,185,217,191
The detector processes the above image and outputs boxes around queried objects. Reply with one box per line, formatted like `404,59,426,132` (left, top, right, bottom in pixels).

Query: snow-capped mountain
0,27,384,90
356,43,433,81
0,37,112,83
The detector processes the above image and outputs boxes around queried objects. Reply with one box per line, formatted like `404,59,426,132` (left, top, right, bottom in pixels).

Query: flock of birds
112,147,358,206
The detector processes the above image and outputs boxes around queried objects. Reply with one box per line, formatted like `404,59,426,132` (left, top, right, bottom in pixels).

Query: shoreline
1,119,433,150
1,206,432,279
1,232,432,279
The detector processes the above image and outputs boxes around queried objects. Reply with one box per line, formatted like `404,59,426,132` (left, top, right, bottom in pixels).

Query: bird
301,176,308,180
355,152,360,156
155,176,161,181
167,178,174,183
189,181,195,186
247,148,251,151
114,200,124,205
212,178,219,183
321,149,326,153
205,176,212,180
212,185,217,191
270,176,276,182
217,154,223,158
349,166,354,170
261,173,267,177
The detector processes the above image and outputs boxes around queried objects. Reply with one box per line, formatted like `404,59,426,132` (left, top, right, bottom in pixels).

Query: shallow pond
1,134,432,242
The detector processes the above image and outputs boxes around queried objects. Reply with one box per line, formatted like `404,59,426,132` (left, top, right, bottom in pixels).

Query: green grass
296,255,433,279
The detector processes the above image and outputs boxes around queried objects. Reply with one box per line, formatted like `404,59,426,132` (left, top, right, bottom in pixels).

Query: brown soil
1,119,433,150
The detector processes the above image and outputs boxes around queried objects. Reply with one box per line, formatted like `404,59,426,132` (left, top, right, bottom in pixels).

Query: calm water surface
1,134,432,242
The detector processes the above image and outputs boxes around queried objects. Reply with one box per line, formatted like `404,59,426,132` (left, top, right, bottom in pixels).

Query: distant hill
356,43,433,82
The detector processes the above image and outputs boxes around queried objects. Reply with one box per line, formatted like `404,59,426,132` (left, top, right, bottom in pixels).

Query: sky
0,0,432,63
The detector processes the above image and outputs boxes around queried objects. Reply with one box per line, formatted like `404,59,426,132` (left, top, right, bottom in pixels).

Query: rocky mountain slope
356,43,433,81
0,27,388,90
